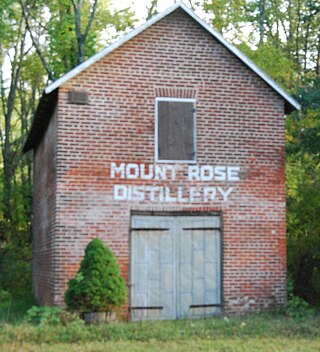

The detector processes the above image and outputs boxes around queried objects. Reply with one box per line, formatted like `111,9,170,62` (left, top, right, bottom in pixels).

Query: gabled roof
24,2,300,152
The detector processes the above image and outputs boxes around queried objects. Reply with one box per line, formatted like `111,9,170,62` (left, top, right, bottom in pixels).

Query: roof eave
23,89,58,153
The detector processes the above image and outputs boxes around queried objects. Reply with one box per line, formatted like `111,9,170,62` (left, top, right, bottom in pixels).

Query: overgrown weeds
1,310,320,346
1,296,320,349
0,293,35,324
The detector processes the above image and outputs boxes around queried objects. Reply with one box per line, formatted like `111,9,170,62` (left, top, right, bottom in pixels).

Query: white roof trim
45,2,300,111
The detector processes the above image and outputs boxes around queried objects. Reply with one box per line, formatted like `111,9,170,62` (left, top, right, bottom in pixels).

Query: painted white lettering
127,185,132,200
140,164,154,180
214,166,227,181
158,186,164,202
203,187,217,202
165,187,177,202
177,186,188,203
132,186,145,201
188,166,200,180
113,185,236,203
167,165,176,180
113,185,127,200
126,163,139,179
218,187,234,201
228,166,240,181
155,165,167,180
110,162,125,179
190,187,201,202
145,186,159,202
201,166,214,181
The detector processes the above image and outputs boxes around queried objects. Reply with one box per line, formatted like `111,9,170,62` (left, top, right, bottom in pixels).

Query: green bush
0,289,11,303
0,295,35,323
286,275,315,319
26,306,62,325
26,305,83,326
65,238,127,313
0,234,32,300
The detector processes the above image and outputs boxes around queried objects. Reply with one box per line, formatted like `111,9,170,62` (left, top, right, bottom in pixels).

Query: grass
0,299,320,351
0,295,35,324
2,339,320,352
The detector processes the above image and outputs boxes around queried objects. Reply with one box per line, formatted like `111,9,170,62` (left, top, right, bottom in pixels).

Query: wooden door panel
131,215,221,321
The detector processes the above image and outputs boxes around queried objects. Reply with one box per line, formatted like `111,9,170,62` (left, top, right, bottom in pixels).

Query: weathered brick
31,8,291,316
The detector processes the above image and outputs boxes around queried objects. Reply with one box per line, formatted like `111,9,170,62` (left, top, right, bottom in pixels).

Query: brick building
24,2,300,320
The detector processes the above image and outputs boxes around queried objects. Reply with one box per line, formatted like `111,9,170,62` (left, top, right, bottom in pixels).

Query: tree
202,0,320,83
146,0,159,20
286,78,320,306
65,238,127,313
0,0,41,298
202,0,247,36
201,0,320,305
19,0,137,79
0,0,136,299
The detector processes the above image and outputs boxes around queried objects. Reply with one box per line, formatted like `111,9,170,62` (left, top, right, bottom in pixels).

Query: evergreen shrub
65,238,126,313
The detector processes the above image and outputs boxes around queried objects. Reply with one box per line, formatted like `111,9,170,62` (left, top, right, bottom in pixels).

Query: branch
71,0,84,64
0,73,5,148
146,0,158,20
316,36,320,77
6,18,25,132
187,0,195,10
0,63,8,119
278,16,289,42
84,0,98,41
18,0,55,81
71,0,82,40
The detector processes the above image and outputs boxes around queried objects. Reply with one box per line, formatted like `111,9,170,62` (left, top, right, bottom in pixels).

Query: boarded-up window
156,98,196,162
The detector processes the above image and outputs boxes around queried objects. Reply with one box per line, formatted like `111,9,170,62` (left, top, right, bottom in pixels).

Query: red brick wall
33,107,57,305
34,8,287,314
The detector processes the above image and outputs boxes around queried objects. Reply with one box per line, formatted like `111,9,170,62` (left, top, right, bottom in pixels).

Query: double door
130,215,222,320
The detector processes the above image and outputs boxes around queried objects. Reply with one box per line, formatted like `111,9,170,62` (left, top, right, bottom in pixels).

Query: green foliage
237,42,296,89
1,312,320,351
203,0,247,34
0,295,35,323
0,227,32,299
0,289,11,303
65,238,127,313
26,306,62,326
27,0,137,78
297,79,320,111
286,79,320,307
26,305,84,326
0,0,35,304
0,0,318,316
0,0,135,310
286,276,315,319
202,0,320,308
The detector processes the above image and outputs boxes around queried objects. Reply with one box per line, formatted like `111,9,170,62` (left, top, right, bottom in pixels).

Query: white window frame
155,97,197,164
